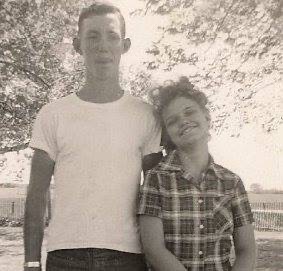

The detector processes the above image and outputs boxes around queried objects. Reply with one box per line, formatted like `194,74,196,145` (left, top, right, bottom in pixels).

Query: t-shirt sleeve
29,106,58,161
141,109,162,156
231,178,254,228
137,170,162,218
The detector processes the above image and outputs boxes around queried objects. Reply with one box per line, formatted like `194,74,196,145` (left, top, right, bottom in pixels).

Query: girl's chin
177,137,207,149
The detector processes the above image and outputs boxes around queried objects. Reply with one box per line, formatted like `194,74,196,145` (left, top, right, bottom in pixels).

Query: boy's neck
78,75,124,103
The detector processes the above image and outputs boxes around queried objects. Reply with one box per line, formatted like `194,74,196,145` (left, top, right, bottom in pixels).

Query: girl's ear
73,37,82,54
122,38,131,54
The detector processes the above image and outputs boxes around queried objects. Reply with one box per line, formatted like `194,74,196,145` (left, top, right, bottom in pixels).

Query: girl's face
162,96,210,149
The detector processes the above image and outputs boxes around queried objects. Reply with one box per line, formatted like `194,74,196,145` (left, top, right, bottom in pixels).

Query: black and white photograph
0,0,282,270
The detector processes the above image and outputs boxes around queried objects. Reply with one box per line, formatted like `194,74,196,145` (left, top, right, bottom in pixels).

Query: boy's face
162,97,210,149
77,13,130,80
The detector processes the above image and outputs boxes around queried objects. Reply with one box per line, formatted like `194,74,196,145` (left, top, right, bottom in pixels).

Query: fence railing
250,202,283,211
250,202,283,232
0,198,50,224
252,210,283,232
0,199,282,231
0,198,26,220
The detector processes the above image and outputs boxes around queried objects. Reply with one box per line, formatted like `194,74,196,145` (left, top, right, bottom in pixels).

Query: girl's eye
166,118,176,127
167,121,173,127
184,110,194,116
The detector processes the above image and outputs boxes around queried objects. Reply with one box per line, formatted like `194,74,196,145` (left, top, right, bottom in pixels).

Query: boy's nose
97,37,109,51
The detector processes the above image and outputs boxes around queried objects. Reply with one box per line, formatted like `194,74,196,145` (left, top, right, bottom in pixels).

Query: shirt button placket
198,197,205,268
198,249,205,263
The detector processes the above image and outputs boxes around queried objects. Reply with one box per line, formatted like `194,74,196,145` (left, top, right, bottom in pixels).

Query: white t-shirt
29,92,161,253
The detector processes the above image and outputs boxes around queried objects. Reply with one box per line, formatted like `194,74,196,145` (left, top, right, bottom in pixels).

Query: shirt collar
158,150,224,180
158,150,183,172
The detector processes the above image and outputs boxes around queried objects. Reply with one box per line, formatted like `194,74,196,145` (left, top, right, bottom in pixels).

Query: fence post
11,201,15,215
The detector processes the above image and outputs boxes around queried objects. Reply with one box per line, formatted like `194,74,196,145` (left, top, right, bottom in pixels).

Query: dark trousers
46,248,147,271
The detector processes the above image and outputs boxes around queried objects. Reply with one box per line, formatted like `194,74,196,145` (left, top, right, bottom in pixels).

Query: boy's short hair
149,76,210,151
78,1,126,37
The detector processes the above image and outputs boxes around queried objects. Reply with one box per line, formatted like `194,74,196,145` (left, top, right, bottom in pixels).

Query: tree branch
0,142,30,154
0,100,14,115
0,60,51,88
204,0,236,54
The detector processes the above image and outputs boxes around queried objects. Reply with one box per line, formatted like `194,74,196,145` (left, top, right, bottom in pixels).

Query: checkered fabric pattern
137,150,254,271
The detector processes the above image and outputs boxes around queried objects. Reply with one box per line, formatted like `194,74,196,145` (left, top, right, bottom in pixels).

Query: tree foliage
0,0,282,160
0,0,158,153
136,0,283,135
0,0,85,152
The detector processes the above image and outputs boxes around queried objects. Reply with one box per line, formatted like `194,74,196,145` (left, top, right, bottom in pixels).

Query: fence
0,198,50,224
0,199,282,231
250,202,283,211
250,202,283,232
0,198,26,220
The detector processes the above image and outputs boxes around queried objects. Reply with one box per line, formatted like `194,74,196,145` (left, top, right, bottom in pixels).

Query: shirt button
198,199,203,204
199,224,204,229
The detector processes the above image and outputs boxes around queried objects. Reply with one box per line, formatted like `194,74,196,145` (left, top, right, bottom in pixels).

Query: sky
210,124,283,190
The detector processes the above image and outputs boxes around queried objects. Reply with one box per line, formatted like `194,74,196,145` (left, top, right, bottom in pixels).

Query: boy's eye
109,34,120,40
88,35,99,39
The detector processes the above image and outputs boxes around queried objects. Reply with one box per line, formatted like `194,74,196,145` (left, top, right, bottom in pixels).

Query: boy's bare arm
24,149,54,270
232,224,256,271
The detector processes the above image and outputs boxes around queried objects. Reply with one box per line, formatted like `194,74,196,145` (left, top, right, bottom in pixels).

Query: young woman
137,77,256,271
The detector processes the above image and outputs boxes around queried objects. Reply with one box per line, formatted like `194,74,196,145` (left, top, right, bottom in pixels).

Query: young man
24,1,161,270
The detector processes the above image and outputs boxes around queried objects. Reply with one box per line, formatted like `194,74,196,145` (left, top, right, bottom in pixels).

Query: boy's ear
73,37,82,54
122,38,131,54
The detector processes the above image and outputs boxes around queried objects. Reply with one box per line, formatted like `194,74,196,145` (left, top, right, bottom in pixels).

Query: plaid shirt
137,150,254,271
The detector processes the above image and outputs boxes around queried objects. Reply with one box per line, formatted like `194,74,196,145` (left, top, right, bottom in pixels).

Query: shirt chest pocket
211,194,234,234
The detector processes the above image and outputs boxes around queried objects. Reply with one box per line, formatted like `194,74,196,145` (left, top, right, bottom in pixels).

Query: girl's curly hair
149,76,210,152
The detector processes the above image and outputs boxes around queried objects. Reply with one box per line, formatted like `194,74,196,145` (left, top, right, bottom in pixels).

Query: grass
0,227,25,271
256,238,283,271
0,228,282,271
0,227,47,271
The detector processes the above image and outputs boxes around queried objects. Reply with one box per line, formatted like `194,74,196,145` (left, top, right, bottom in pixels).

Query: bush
0,217,24,227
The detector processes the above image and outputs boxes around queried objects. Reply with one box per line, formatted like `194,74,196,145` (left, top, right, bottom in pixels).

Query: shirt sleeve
231,179,254,228
29,106,58,161
141,109,162,156
137,170,162,218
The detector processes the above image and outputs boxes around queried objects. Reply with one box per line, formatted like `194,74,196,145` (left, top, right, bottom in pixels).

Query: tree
0,0,158,153
0,0,282,186
0,0,86,153
135,0,283,136
250,183,264,193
